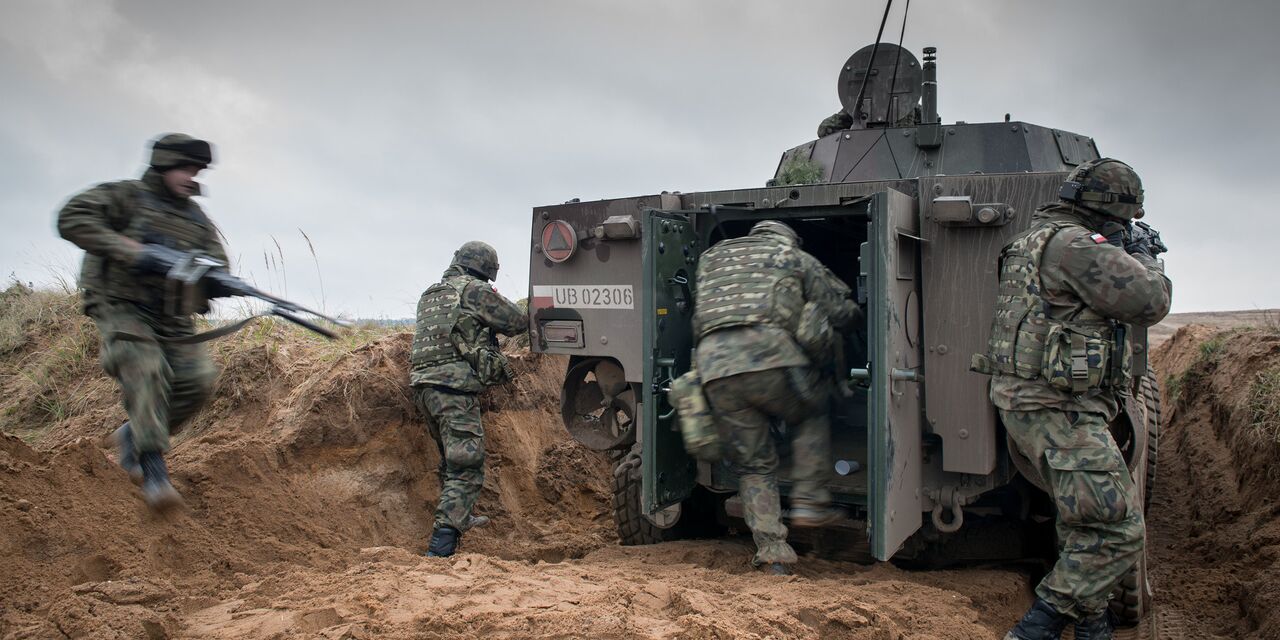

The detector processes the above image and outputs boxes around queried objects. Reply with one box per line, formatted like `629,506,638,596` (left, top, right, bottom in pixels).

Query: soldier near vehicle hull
972,159,1172,639
56,134,225,512
692,220,859,574
411,241,528,557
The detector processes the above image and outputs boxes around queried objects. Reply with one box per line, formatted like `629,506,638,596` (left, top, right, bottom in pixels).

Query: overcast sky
2,0,1277,318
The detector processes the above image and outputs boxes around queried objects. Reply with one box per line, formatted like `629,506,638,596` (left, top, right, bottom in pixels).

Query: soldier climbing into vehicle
686,219,859,575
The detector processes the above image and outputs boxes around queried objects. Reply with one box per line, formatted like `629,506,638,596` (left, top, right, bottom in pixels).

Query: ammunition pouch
973,319,1128,393
670,367,720,462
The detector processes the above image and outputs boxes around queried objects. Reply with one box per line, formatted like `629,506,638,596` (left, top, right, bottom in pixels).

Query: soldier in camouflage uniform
56,134,227,512
410,241,527,557
972,159,1172,640
693,220,858,575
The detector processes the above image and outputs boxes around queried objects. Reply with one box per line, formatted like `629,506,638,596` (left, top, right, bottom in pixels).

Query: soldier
973,159,1172,640
56,134,227,512
410,241,527,557
693,220,858,575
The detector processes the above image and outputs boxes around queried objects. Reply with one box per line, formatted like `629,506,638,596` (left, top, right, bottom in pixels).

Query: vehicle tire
1110,367,1160,625
612,443,680,545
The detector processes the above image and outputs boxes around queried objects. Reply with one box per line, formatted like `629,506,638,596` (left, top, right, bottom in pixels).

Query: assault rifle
1126,220,1168,258
137,244,349,340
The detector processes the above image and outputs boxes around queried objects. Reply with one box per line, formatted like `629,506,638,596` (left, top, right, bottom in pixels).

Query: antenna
883,0,912,125
851,0,895,126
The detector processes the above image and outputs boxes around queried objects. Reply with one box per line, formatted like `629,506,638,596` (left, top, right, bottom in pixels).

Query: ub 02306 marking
532,285,635,310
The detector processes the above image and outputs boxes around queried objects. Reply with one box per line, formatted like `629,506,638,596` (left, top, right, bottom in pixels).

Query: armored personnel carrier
526,43,1159,623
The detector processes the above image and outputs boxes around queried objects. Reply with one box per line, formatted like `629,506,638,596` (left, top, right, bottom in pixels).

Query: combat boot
465,514,490,530
113,421,143,485
1004,599,1069,640
138,451,185,512
1072,611,1113,640
427,525,461,557
789,505,849,528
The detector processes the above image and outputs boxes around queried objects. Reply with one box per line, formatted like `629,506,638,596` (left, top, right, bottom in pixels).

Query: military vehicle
526,43,1160,624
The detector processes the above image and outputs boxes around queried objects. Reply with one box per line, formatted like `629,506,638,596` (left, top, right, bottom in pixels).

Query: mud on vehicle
527,43,1160,624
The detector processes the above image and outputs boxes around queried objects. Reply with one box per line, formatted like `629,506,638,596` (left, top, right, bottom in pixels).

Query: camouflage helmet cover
1059,157,1144,221
452,241,500,281
748,220,800,245
150,133,214,171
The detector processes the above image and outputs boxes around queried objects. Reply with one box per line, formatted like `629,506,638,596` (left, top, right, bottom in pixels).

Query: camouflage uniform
411,250,526,539
56,135,224,454
693,221,857,567
979,186,1171,623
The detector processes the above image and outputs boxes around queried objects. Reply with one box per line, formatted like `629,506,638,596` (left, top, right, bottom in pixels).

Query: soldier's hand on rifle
131,243,185,275
1124,220,1168,259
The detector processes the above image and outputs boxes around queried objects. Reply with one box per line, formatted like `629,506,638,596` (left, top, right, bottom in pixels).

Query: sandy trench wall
0,290,613,638
1150,324,1280,640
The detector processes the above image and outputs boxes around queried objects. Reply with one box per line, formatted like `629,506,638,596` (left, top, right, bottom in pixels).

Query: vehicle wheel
612,443,680,545
1110,367,1160,625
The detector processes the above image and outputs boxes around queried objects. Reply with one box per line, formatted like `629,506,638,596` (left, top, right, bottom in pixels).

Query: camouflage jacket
409,266,528,393
695,236,857,384
56,169,227,315
990,203,1172,418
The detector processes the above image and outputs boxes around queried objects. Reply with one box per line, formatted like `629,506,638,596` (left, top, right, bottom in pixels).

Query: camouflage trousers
1001,408,1145,620
90,301,218,453
413,385,485,532
703,367,833,566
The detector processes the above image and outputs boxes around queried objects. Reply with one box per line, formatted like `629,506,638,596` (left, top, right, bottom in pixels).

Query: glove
1126,220,1168,258
131,244,184,275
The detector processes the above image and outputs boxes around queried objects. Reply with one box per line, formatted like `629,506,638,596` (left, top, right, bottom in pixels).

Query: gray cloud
2,0,1277,316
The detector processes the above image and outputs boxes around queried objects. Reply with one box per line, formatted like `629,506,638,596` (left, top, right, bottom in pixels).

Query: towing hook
931,501,964,534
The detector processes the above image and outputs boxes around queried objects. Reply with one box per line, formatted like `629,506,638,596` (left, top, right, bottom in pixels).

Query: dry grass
1249,366,1280,444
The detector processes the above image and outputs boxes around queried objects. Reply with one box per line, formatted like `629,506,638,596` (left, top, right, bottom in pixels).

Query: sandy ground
1,296,1277,639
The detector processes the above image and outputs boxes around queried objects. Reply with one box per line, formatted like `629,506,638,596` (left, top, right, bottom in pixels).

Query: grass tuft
1249,366,1280,444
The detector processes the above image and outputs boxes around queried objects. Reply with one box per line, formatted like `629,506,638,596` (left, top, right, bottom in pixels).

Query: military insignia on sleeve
1089,233,1107,244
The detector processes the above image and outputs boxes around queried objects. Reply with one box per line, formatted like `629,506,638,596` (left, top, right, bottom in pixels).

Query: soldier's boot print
427,525,461,557
1005,598,1070,640
139,451,184,512
789,504,849,528
1072,612,1113,640
114,421,143,485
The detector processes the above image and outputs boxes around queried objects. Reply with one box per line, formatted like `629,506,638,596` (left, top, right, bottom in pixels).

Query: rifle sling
110,313,270,345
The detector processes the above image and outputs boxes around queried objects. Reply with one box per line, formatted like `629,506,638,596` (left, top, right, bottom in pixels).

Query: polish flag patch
1089,233,1108,244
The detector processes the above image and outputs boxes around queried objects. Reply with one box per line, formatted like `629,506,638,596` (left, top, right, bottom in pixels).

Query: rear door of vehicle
865,188,925,560
641,209,700,516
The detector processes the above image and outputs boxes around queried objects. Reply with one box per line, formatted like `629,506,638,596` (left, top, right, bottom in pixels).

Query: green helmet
1058,158,1144,221
748,220,800,245
452,241,500,281
150,133,214,170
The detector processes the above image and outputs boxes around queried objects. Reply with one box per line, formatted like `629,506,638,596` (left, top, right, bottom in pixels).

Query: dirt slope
3,285,1276,639
1148,324,1280,640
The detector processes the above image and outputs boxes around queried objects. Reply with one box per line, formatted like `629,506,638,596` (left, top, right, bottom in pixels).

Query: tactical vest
81,180,220,312
411,276,469,369
972,220,1130,393
693,236,803,339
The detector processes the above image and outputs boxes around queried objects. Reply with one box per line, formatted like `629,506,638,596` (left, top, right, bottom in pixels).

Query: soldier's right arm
56,183,143,264
463,282,529,337
799,252,858,330
1047,229,1173,327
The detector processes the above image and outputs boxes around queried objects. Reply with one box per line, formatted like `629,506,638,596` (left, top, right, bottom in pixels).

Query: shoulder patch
1089,233,1108,244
